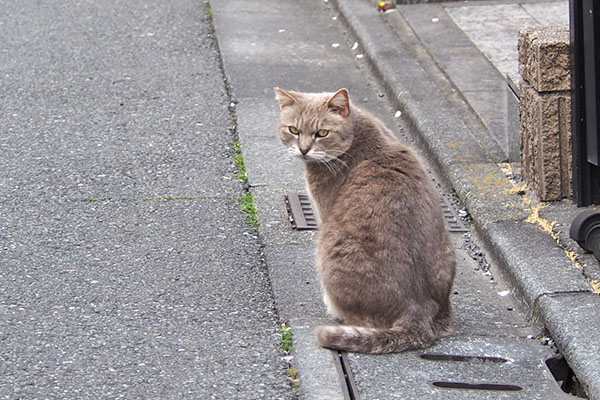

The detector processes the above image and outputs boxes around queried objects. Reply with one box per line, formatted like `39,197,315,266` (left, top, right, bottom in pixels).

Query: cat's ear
274,87,298,110
327,89,350,117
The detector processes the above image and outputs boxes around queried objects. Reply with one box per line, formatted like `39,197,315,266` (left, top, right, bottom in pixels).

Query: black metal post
571,0,600,206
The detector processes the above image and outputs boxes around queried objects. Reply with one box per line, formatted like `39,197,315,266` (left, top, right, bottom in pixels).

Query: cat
274,87,456,354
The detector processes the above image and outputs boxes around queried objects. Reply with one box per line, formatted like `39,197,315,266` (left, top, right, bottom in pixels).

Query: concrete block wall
518,25,572,201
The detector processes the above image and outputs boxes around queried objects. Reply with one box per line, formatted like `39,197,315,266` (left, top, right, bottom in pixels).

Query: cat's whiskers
270,147,294,164
315,152,351,176
317,158,338,176
305,151,336,175
337,151,356,163
317,156,345,177
327,155,350,171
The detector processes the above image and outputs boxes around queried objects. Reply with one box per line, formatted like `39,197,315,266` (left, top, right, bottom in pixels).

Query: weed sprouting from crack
278,324,294,353
238,192,259,232
232,140,249,185
278,324,299,390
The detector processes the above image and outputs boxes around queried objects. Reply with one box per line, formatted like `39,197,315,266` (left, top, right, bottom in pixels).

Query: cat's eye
316,129,329,138
288,126,300,135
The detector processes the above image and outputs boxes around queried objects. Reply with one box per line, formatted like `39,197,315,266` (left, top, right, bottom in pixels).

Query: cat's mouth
296,150,328,162
298,154,324,163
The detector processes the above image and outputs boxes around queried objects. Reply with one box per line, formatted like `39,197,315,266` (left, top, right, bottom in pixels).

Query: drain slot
285,192,468,233
440,195,469,233
332,351,359,400
285,193,318,230
420,353,509,364
422,353,523,392
432,382,522,391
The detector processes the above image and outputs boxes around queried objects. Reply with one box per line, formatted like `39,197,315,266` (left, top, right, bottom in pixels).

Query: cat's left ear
327,89,350,117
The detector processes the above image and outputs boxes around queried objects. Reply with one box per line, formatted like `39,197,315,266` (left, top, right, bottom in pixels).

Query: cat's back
323,142,444,240
340,142,435,208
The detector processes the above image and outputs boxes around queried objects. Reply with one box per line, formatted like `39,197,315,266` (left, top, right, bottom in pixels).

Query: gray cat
275,87,456,354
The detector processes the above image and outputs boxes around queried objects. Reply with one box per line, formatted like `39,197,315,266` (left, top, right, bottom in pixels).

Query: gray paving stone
450,234,532,337
263,242,326,322
446,4,530,24
523,2,569,25
287,320,344,400
348,335,564,400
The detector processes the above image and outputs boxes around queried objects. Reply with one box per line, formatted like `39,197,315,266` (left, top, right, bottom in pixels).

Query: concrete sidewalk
332,0,600,398
212,0,599,398
339,1,600,398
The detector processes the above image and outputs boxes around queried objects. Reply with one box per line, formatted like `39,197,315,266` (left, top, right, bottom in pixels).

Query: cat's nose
299,147,310,155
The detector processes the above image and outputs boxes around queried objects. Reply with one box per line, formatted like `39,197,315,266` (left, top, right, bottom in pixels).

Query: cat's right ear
274,87,298,110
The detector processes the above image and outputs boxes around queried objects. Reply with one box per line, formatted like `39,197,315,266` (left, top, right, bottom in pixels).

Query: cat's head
274,88,353,163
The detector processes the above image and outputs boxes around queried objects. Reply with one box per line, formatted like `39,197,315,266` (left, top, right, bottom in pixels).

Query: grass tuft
239,192,259,232
233,141,249,185
278,324,294,353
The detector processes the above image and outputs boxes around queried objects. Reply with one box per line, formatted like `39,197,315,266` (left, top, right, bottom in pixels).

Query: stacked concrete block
519,25,572,201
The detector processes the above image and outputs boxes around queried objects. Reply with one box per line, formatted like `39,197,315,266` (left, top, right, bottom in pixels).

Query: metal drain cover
440,195,469,233
285,193,318,230
285,192,468,233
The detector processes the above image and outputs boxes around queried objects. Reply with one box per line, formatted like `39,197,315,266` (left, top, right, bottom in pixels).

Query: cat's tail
315,322,437,354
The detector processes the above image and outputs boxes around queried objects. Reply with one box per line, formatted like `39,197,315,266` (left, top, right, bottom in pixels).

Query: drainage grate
332,351,360,400
440,195,469,233
285,193,318,230
285,192,469,233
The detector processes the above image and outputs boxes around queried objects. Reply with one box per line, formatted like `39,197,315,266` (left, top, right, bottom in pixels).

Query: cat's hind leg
322,289,344,322
433,303,454,338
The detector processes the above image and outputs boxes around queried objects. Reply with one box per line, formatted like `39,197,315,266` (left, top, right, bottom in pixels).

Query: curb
329,0,599,398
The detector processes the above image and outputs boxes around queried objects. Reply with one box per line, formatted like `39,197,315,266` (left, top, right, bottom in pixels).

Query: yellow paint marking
506,183,528,196
523,199,598,294
590,279,600,295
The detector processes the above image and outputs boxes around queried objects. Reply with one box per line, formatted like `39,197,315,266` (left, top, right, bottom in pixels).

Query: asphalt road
0,1,293,398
